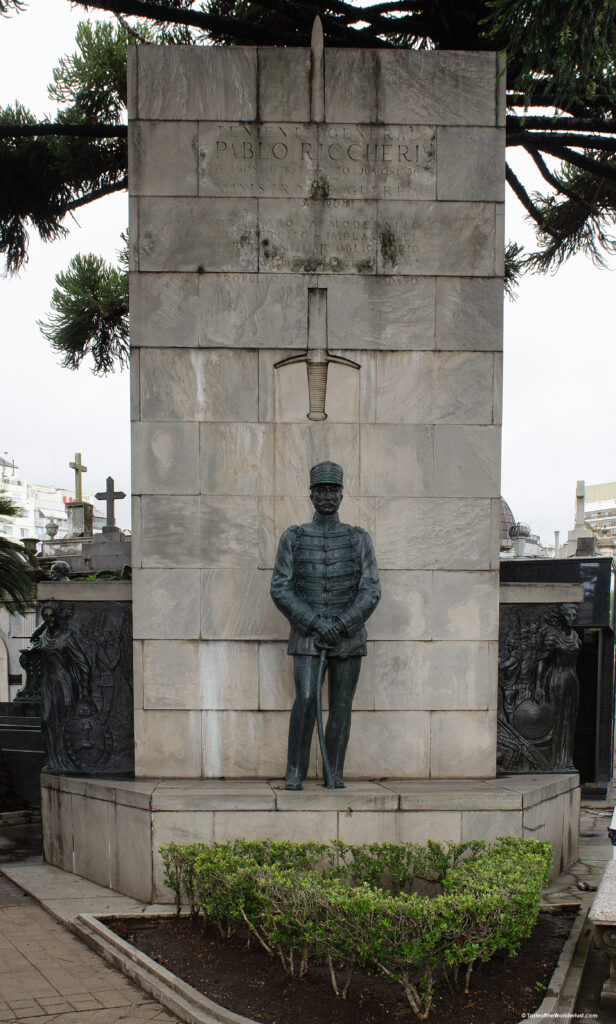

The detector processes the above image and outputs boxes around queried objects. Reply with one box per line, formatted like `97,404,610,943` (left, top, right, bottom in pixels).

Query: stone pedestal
41,772,579,902
66,501,94,539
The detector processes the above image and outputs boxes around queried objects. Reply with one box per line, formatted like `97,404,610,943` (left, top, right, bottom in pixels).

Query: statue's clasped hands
313,615,344,648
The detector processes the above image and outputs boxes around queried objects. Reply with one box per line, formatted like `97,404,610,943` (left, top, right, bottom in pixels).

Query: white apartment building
0,454,104,541
585,481,616,540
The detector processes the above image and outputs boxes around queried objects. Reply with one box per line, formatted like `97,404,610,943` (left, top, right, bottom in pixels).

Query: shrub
160,837,552,1019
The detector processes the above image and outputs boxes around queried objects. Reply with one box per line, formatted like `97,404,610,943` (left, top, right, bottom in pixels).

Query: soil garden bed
107,907,577,1024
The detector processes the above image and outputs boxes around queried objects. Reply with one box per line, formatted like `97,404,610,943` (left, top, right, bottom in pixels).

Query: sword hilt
274,349,360,422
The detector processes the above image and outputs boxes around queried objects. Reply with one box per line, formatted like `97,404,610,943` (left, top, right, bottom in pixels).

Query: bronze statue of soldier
271,461,381,790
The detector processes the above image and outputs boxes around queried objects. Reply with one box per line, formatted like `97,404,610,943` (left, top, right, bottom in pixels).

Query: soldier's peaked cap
310,461,343,487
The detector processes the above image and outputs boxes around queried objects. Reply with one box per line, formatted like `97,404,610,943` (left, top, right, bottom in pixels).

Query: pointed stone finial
311,15,325,122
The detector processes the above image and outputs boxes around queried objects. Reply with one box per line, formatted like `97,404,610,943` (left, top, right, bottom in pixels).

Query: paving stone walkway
0,838,179,1024
542,804,614,906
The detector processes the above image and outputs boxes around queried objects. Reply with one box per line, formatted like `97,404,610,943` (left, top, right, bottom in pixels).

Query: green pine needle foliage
0,22,130,273
488,0,616,110
49,21,128,123
39,247,129,374
0,492,35,615
0,103,70,272
504,241,525,298
524,158,616,271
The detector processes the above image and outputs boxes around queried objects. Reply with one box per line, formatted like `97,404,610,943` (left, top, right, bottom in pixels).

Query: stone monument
128,27,506,781
40,30,581,900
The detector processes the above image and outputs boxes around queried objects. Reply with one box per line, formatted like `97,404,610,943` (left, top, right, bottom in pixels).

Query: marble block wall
128,44,505,780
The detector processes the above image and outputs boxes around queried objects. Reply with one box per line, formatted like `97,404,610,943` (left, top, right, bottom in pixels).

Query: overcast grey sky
1,1,615,540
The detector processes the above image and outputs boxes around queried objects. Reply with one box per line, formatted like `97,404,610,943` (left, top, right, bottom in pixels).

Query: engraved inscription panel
258,198,377,274
199,123,316,197
376,201,497,276
139,197,258,273
320,125,435,199
199,123,436,200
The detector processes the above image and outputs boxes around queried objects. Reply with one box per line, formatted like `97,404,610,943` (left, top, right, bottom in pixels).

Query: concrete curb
72,903,594,1024
516,899,593,1024
73,913,255,1024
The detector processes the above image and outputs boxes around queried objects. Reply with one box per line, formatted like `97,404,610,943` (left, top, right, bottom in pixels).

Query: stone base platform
41,772,580,903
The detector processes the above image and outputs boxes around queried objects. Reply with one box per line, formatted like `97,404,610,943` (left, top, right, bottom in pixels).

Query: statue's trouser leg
325,657,362,781
285,655,321,784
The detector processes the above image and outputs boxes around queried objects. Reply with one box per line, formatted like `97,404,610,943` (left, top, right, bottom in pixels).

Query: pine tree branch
279,0,381,26
362,2,426,12
64,177,128,212
532,140,616,184
292,0,425,37
524,146,593,209
510,131,616,154
507,91,615,115
353,11,441,37
0,123,127,138
75,0,397,47
505,162,560,237
72,0,315,45
507,115,616,133
430,0,455,44
115,12,149,43
228,0,393,46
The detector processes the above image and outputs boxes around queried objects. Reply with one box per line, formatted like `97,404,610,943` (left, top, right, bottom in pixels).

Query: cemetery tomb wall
128,44,505,779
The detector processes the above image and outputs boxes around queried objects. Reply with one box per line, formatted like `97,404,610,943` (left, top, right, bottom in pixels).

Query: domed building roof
500,497,516,544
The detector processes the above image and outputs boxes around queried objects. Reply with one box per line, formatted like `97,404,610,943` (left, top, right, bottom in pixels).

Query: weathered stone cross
95,476,126,531
69,452,87,502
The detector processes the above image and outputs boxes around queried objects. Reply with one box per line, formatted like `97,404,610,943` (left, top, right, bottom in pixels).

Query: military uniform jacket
271,511,381,657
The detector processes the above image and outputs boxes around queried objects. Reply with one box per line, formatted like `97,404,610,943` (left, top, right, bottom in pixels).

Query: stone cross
95,476,126,531
575,479,586,531
69,453,87,502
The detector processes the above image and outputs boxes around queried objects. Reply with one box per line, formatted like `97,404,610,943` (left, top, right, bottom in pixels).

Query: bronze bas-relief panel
497,602,581,774
35,600,134,775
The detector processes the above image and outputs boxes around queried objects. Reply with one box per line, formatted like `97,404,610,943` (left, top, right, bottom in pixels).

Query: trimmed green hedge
160,838,552,1019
